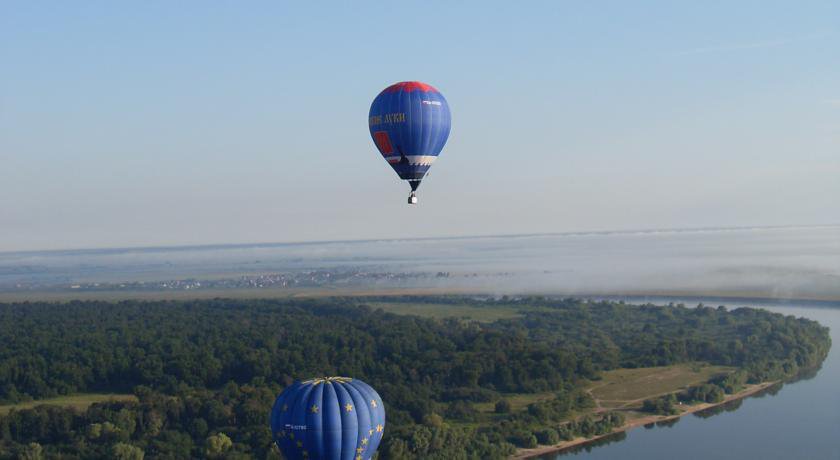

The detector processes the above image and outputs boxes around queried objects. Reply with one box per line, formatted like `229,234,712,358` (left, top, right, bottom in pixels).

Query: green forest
0,297,830,459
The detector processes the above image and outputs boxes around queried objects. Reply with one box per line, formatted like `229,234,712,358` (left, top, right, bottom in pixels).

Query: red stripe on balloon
382,81,438,93
372,131,394,154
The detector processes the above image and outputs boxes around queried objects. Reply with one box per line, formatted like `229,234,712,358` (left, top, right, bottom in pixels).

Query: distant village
3,269,458,293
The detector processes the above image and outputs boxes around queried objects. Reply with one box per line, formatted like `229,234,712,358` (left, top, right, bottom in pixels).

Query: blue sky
1,1,838,251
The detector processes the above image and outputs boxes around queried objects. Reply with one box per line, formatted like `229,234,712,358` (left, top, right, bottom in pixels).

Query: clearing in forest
364,301,524,322
0,393,137,415
590,363,733,410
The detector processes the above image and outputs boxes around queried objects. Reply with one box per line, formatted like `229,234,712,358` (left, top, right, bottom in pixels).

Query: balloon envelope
270,377,386,460
368,81,451,187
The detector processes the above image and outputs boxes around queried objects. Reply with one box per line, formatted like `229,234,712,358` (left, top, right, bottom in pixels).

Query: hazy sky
1,1,838,252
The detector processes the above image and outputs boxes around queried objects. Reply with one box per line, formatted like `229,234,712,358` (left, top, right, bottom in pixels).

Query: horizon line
1,223,838,258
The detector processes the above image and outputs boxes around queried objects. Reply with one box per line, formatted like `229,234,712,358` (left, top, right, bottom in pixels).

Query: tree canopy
0,297,830,458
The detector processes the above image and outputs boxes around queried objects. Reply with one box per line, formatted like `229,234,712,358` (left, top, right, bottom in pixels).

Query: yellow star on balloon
376,424,383,433
345,403,353,412
370,399,377,408
311,404,319,414
361,438,368,445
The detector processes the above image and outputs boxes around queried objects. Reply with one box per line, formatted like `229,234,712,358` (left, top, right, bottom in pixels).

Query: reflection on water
693,397,744,419
542,304,839,460
654,418,680,429
0,228,837,458
551,432,628,457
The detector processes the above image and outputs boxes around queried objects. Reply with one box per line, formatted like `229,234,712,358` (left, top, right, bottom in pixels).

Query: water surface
543,302,839,460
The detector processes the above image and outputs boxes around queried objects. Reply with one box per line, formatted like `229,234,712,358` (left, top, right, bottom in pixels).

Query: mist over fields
1,225,838,300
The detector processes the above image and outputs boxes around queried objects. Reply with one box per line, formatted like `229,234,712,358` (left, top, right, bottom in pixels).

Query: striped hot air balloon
368,81,452,204
270,377,385,460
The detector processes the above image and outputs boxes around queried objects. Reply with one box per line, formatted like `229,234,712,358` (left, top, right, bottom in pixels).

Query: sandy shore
511,380,779,459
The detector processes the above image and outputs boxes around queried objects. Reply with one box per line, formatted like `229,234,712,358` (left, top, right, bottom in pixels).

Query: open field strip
590,363,733,411
512,380,778,459
0,393,137,415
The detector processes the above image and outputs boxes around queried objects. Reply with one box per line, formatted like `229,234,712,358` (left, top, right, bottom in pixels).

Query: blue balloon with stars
270,377,386,460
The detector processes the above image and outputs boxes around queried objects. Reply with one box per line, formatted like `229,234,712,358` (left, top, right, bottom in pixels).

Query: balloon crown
302,376,353,385
382,81,438,93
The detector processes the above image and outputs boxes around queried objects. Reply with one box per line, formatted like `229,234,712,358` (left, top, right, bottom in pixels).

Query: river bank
511,380,779,459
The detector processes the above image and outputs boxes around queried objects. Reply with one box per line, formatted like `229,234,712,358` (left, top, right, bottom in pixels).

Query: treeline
0,297,831,458
0,299,597,406
489,299,831,382
0,383,278,459
642,369,758,415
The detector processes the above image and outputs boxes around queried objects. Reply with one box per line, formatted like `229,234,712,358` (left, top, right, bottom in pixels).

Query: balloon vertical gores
368,81,451,204
270,377,386,460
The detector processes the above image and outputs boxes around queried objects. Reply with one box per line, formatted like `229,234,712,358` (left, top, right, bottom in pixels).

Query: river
540,302,839,460
1,227,837,457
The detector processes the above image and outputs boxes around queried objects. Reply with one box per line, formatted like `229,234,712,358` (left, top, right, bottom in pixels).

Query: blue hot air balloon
270,377,386,460
368,81,451,204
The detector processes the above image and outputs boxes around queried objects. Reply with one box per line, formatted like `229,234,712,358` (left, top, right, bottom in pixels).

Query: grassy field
474,391,557,414
0,393,137,415
364,301,524,322
471,363,733,418
590,363,733,410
